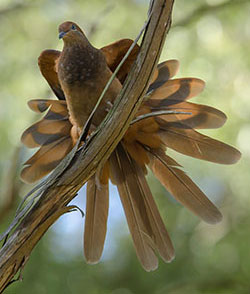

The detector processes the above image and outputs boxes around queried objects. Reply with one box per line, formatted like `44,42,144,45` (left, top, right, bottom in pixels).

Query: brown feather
20,20,241,271
21,132,40,148
21,136,72,183
27,99,51,113
131,159,175,263
38,50,65,100
109,144,158,271
101,39,140,84
149,60,180,87
21,118,72,148
149,78,205,101
150,101,227,129
84,175,109,264
110,143,175,270
27,99,68,116
21,99,71,148
99,161,110,185
147,148,222,224
32,119,71,135
123,141,150,166
135,132,162,148
158,126,241,164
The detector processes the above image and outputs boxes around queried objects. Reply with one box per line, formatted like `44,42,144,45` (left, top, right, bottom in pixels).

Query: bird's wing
38,49,65,100
101,38,140,83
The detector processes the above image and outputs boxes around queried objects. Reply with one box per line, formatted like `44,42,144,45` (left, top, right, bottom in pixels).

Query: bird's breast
58,45,122,130
58,56,98,86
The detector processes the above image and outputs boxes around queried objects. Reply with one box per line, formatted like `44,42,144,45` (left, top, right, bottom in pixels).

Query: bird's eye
71,24,77,30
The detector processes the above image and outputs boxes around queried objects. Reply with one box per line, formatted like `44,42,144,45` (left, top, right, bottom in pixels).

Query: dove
20,21,241,271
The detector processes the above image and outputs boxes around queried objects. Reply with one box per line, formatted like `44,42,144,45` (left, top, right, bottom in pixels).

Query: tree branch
173,0,248,28
0,2,29,17
0,0,175,292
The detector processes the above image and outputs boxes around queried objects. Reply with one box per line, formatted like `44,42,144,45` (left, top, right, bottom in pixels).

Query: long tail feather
131,159,175,263
110,145,158,271
84,175,109,264
158,126,241,164
147,148,222,224
110,143,174,271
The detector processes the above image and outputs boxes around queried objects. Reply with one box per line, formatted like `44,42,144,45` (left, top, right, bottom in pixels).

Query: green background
0,0,250,293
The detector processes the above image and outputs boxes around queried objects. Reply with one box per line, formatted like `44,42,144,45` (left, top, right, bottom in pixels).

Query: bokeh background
0,0,250,293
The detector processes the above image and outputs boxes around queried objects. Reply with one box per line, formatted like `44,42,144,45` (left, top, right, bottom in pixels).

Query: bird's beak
59,31,66,39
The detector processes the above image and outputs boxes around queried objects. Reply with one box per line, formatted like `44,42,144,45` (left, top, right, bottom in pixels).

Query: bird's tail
20,60,179,183
109,143,175,271
20,60,241,270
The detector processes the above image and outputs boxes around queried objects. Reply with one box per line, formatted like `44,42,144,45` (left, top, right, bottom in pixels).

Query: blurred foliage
0,0,250,293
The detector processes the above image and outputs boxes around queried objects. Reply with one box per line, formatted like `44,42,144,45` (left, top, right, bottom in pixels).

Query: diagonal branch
0,0,175,292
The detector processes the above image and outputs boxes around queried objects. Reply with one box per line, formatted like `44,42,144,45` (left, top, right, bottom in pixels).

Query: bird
20,21,241,271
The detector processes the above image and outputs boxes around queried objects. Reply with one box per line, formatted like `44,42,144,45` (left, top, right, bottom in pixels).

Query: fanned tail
20,57,241,270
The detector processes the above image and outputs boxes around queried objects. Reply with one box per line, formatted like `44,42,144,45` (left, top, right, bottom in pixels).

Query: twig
130,110,191,125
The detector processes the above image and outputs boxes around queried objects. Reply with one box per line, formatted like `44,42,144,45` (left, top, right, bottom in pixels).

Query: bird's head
58,21,85,42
